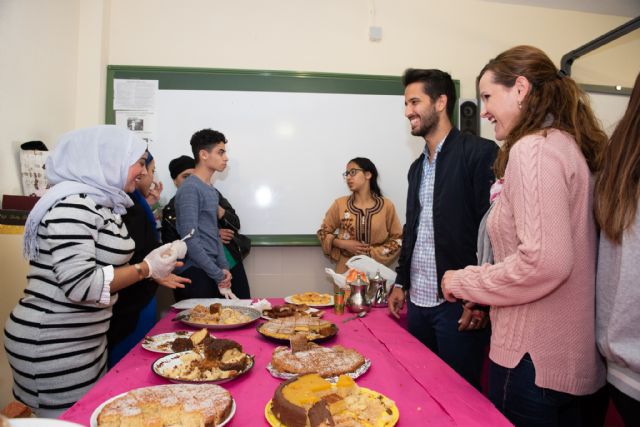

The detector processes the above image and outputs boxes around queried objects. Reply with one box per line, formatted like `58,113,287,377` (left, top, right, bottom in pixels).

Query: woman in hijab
3,126,186,417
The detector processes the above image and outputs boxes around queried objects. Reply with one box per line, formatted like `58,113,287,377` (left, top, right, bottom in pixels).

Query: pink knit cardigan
447,129,605,395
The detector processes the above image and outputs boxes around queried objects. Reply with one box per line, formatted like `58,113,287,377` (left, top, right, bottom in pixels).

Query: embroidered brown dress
317,195,402,273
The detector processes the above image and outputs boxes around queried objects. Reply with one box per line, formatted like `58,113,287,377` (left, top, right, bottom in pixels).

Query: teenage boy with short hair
174,129,232,301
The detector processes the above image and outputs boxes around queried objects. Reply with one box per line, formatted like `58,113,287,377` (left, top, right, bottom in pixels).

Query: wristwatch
393,283,404,290
133,263,146,280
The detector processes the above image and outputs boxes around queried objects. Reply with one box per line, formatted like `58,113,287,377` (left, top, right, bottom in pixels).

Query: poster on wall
113,78,158,144
115,110,156,145
113,79,158,111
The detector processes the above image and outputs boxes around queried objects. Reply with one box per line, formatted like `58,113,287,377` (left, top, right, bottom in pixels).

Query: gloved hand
217,269,235,299
219,286,238,299
143,243,178,280
169,239,187,259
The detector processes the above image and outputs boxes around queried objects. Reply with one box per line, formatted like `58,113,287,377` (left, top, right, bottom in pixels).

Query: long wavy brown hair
478,45,607,178
594,72,640,244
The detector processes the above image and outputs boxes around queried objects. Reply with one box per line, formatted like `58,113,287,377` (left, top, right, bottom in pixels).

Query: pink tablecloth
60,299,511,426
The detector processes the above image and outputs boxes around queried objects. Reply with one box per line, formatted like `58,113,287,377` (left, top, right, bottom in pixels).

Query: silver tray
175,306,261,330
266,357,371,382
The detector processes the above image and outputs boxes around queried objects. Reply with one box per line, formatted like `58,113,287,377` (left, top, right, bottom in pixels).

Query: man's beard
411,109,438,137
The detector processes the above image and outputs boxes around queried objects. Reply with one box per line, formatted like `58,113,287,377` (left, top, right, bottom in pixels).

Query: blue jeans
407,300,489,389
489,354,582,427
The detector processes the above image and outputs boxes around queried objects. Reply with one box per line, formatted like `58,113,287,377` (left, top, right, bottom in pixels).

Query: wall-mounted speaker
459,99,479,136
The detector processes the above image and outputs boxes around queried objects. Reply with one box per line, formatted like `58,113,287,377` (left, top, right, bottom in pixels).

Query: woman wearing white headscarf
3,125,186,417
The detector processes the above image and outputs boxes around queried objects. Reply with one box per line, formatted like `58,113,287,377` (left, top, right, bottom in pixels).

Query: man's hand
388,286,405,320
457,301,489,331
219,228,234,244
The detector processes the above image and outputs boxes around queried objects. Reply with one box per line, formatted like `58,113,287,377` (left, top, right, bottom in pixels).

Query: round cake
271,343,366,378
270,374,397,427
97,383,232,426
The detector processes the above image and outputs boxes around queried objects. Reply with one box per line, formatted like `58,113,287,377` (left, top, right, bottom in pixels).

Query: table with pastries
59,298,511,426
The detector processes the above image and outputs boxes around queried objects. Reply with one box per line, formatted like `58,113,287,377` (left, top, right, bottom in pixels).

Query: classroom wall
1,0,638,408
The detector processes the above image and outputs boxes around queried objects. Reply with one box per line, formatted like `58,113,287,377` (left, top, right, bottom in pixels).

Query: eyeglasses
342,168,364,178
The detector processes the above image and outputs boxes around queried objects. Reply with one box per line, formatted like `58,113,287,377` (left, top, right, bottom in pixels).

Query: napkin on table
325,255,397,292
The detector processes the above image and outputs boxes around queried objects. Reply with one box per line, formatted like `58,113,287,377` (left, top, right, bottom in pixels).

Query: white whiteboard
152,90,422,235
588,91,630,136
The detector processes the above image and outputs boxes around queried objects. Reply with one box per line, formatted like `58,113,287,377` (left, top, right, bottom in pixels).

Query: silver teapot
367,270,388,308
346,273,371,313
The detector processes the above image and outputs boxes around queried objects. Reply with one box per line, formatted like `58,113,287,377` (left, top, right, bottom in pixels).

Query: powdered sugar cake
271,342,368,378
96,383,233,427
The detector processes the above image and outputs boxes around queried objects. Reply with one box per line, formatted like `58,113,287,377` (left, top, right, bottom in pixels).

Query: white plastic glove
219,286,238,299
169,239,187,259
143,243,178,280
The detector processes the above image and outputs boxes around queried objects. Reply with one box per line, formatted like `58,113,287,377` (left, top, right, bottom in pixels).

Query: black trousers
579,383,640,427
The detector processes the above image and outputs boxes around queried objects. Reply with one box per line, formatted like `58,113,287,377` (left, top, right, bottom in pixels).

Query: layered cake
263,303,321,319
270,374,396,427
171,328,214,352
156,338,250,381
271,342,366,378
97,383,232,427
259,316,336,341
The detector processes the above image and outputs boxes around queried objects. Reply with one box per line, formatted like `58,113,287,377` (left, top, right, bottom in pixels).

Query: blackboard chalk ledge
248,235,319,246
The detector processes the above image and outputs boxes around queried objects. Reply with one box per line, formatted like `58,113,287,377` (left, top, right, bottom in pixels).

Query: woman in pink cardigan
441,45,607,426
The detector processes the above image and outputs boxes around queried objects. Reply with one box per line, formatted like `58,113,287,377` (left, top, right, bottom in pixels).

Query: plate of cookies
284,292,334,307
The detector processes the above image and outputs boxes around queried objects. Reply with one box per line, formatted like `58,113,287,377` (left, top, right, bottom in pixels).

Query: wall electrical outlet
369,26,382,42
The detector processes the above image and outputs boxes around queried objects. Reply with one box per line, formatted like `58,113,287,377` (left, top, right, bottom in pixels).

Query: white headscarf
23,125,147,260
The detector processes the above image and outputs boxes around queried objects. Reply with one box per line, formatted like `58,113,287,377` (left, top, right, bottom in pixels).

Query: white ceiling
479,0,640,17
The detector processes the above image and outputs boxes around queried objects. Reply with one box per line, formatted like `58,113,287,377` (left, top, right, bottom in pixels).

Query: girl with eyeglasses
317,157,402,274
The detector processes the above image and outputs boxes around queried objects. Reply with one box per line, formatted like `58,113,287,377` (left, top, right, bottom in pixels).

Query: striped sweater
3,194,134,416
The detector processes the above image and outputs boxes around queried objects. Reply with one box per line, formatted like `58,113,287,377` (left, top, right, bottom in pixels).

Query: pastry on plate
268,374,397,427
271,342,366,378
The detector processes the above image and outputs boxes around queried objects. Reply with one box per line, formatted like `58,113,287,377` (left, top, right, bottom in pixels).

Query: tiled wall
244,246,336,298
156,246,337,313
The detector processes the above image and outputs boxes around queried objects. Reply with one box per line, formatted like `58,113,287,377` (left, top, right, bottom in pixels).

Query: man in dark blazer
388,69,498,389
